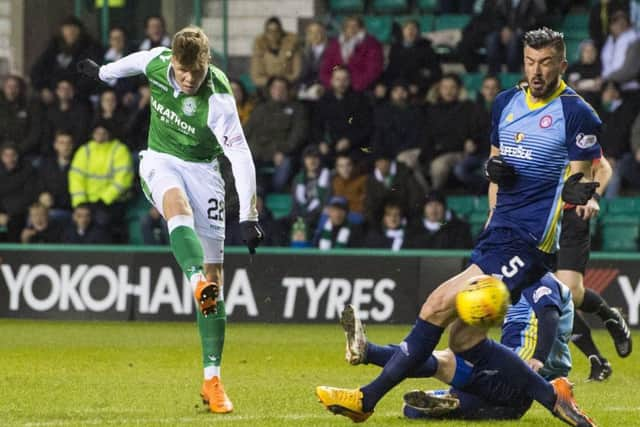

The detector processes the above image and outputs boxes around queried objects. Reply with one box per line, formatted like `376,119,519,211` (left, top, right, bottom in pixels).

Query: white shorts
139,149,225,263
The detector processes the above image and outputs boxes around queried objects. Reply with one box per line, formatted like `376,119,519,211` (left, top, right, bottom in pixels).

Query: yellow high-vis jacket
69,139,134,207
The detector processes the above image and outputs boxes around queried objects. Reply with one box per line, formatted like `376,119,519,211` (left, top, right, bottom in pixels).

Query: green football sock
198,300,226,369
169,224,204,279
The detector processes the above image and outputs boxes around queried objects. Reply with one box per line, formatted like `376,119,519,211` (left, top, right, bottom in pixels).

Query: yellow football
456,275,511,328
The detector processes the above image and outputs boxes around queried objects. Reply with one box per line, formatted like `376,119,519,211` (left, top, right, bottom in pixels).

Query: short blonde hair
172,26,210,68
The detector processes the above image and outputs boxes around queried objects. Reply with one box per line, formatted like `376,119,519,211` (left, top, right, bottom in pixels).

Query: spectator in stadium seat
313,196,361,250
567,39,602,108
589,0,631,50
372,80,427,191
250,17,302,90
30,15,102,104
292,145,331,233
138,15,171,51
405,191,473,249
20,202,64,244
103,27,137,103
423,73,484,191
0,75,45,160
124,84,151,154
606,111,640,197
383,19,441,99
92,89,128,140
599,81,639,160
364,149,421,226
438,0,474,13
311,66,372,162
45,79,90,154
298,21,328,101
319,16,383,92
0,143,39,242
362,201,408,251
69,121,133,241
230,79,255,126
331,153,367,224
458,1,499,72
37,130,73,219
61,203,111,244
601,9,640,91
485,0,547,73
245,76,308,192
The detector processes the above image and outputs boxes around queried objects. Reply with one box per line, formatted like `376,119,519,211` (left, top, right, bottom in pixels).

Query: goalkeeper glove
240,221,265,254
562,172,600,205
485,155,516,186
77,59,100,80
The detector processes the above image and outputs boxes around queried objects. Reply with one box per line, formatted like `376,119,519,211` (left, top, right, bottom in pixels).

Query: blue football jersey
501,273,574,380
489,81,602,253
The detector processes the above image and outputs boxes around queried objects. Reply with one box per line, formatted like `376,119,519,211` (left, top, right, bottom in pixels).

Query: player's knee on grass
163,187,193,219
432,349,457,384
448,319,488,353
556,270,584,306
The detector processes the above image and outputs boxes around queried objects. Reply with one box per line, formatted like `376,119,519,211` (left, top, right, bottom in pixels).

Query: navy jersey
489,81,602,253
501,273,574,379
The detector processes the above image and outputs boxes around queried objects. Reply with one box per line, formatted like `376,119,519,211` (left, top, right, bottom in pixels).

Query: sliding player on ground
78,26,264,414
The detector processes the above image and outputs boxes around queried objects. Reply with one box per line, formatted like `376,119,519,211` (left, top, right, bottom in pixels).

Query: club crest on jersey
576,133,598,149
515,132,525,143
182,97,197,117
505,112,514,122
539,115,553,128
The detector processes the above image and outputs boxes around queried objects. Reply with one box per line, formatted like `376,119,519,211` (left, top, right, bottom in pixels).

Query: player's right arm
78,47,167,84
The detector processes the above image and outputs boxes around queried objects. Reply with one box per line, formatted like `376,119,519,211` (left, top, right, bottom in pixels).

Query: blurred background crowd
1,0,640,251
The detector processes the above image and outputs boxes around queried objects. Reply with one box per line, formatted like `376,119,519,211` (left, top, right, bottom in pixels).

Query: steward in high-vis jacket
69,121,133,208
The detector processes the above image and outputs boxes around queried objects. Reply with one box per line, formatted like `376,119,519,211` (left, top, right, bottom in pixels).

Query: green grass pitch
1,319,638,426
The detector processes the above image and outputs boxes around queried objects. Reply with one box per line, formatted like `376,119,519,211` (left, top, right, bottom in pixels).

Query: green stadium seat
417,0,438,12
447,196,476,217
125,194,152,245
462,72,485,94
469,211,488,237
239,73,256,95
266,193,292,219
329,0,365,14
562,14,589,34
600,216,640,251
565,39,581,63
418,14,435,32
372,0,409,14
499,72,523,89
434,14,471,31
364,15,393,43
605,197,640,215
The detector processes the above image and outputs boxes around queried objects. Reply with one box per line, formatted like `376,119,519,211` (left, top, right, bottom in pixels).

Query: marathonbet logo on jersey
151,98,196,135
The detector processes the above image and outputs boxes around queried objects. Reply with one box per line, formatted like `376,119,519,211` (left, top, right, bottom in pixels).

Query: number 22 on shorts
501,256,525,278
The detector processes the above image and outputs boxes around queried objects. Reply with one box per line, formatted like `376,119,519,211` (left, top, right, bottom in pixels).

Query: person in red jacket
319,16,383,92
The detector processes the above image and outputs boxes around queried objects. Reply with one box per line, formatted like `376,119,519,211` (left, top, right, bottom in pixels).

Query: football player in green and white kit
78,27,264,414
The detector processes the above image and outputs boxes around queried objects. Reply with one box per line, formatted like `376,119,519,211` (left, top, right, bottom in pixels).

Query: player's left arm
207,74,263,253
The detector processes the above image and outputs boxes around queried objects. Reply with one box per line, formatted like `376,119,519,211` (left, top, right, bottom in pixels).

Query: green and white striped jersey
99,47,258,222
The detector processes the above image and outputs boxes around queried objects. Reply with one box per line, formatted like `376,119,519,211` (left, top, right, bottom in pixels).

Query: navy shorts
470,227,555,302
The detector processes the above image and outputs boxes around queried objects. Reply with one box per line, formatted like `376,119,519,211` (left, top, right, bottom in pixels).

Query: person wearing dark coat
30,15,102,103
566,40,602,109
364,150,421,226
45,79,91,152
0,75,46,159
383,20,441,97
0,143,39,242
599,81,640,160
20,203,64,244
61,204,111,244
297,21,328,101
405,192,473,249
312,196,363,249
37,130,73,214
311,66,372,162
362,201,408,251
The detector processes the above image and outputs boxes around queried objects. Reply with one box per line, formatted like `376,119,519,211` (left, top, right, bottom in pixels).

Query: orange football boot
201,377,233,414
194,277,219,316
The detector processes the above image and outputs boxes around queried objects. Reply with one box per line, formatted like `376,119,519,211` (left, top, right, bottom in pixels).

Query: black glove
485,155,517,186
240,221,265,254
562,172,600,205
77,59,100,80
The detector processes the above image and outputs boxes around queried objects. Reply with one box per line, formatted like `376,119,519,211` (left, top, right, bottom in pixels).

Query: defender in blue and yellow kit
317,28,598,427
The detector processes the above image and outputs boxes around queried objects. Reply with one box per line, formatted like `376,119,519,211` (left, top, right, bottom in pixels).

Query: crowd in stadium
1,0,640,249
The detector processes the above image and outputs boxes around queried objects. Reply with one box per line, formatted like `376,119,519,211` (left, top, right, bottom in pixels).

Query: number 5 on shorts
501,256,525,278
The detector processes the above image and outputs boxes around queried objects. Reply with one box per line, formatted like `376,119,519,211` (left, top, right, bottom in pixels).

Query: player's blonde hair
171,26,210,69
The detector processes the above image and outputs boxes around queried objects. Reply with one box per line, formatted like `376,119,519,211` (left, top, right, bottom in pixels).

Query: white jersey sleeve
98,47,169,84
207,93,259,222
